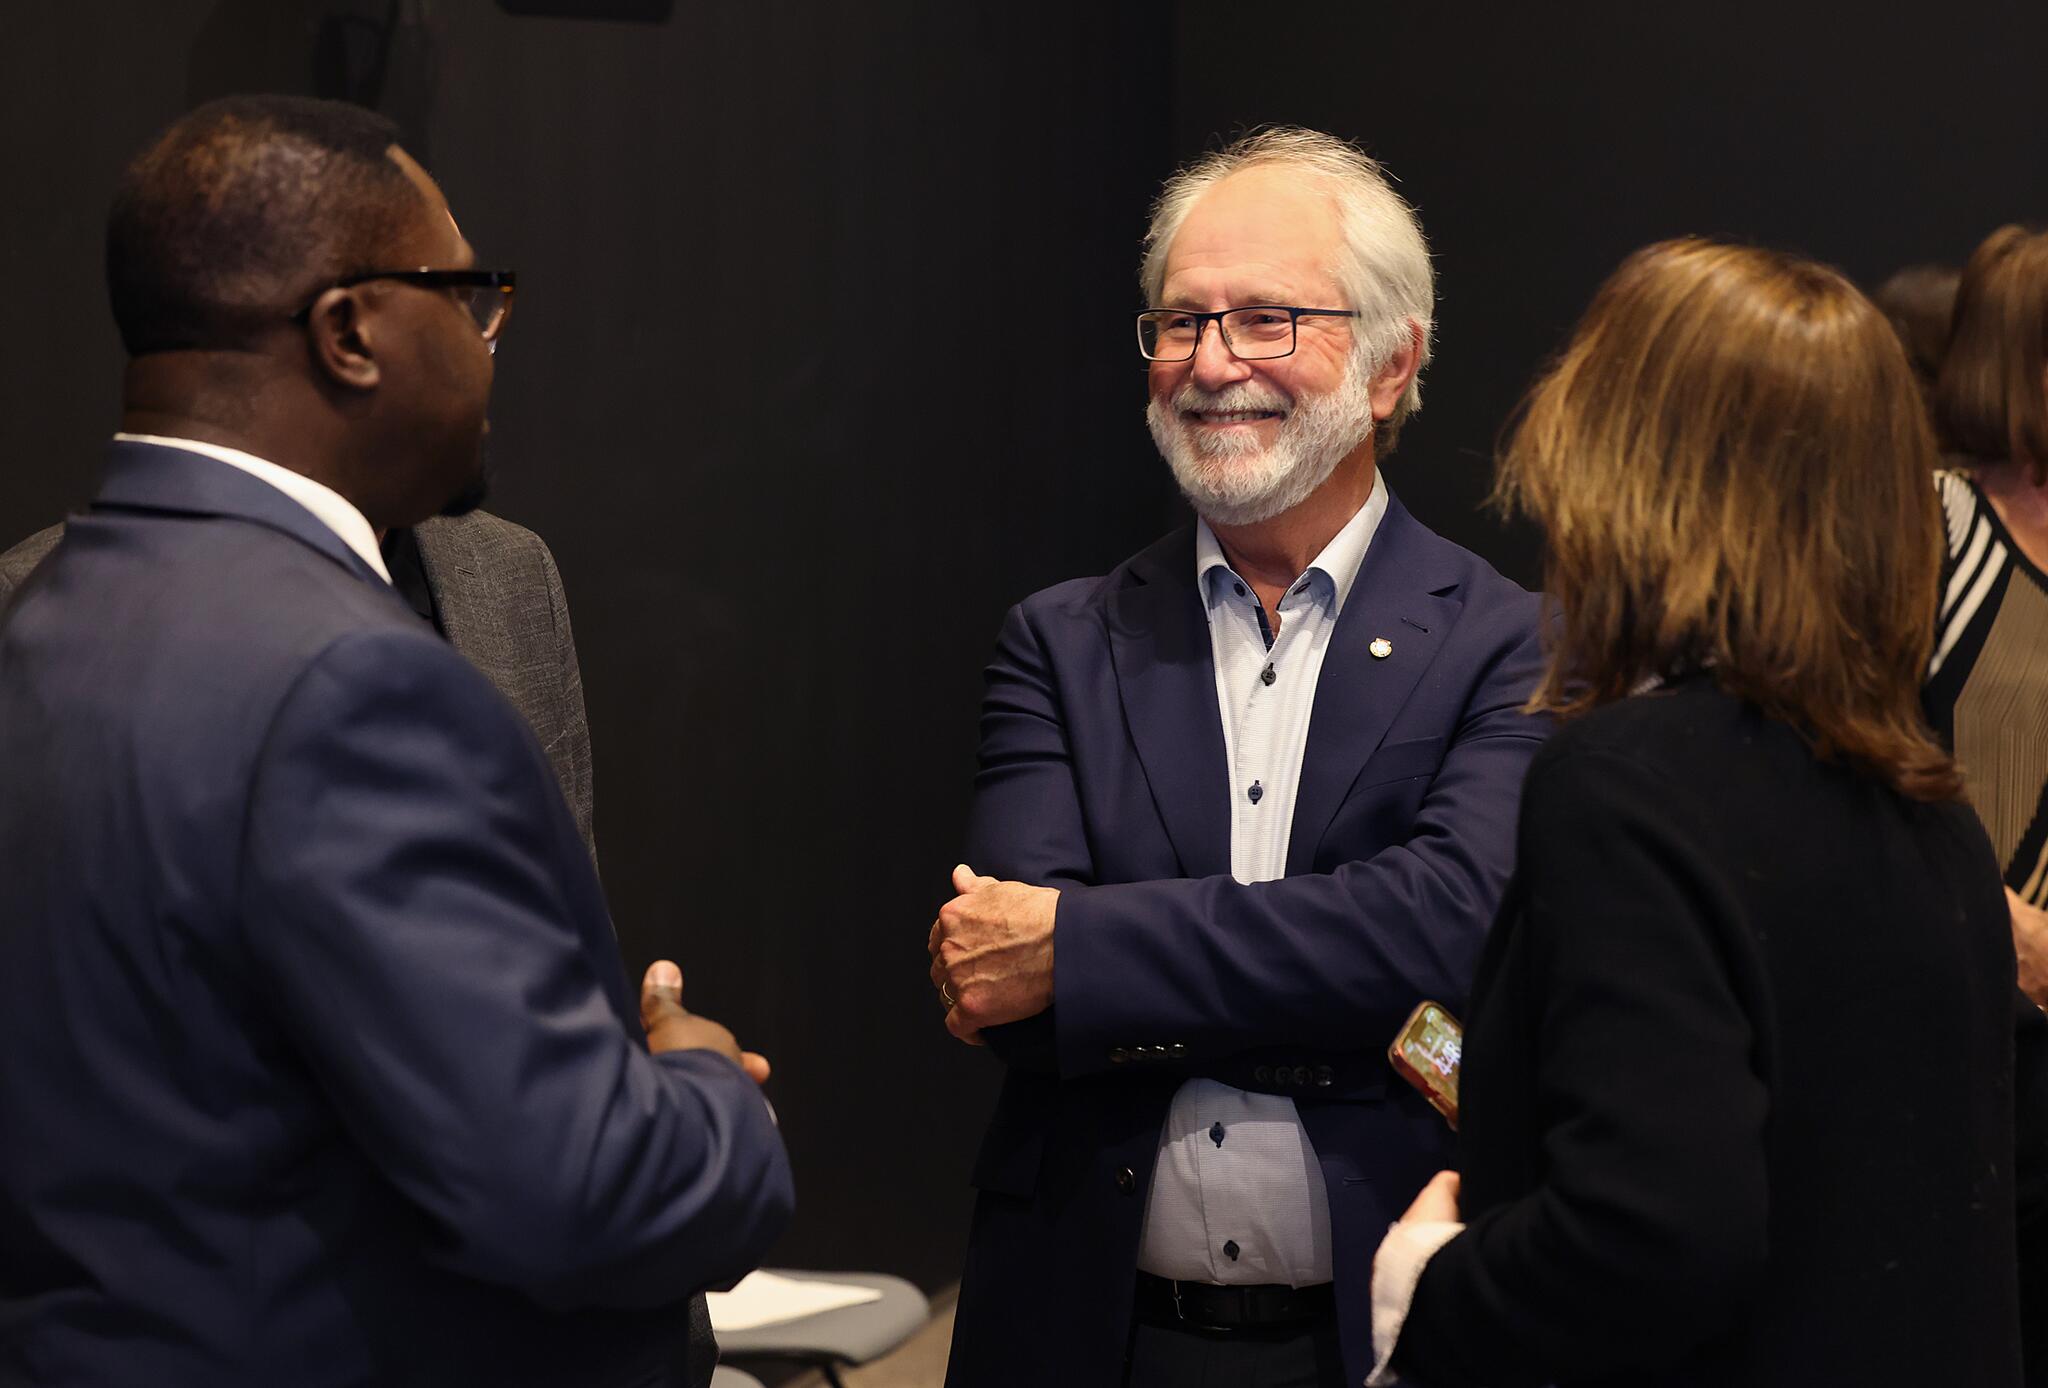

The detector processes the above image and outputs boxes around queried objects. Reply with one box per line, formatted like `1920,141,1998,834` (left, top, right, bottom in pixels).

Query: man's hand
927,863,1058,1045
640,959,772,1085
1398,1169,1462,1225
2012,888,2048,1007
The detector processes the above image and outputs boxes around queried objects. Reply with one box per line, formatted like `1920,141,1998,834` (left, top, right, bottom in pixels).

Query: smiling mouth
1187,409,1283,425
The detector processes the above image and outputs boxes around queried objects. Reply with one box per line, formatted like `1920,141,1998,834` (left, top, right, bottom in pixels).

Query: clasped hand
638,959,772,1084
1400,1169,1462,1225
927,863,1059,1044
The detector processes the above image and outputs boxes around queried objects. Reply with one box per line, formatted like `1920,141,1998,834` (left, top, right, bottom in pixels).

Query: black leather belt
1131,1271,1336,1331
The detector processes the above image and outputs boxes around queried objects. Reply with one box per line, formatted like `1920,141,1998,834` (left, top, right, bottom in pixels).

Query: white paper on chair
705,1271,884,1331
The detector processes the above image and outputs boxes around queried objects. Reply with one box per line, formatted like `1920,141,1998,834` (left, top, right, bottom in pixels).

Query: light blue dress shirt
1134,475,1390,1288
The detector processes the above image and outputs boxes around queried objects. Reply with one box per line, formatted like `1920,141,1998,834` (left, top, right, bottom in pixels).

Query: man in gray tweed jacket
0,510,725,1387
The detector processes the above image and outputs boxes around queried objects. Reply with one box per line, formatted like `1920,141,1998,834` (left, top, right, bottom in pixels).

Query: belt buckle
1170,1278,1185,1322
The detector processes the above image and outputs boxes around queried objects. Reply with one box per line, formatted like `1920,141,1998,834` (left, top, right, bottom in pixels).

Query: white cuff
1365,1219,1462,1386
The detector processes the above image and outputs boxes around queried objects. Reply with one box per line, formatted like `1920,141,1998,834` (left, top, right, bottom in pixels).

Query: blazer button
1116,1167,1136,1195
1292,1065,1312,1086
1109,1047,1129,1065
1254,1065,1273,1085
1315,1065,1334,1087
1169,1043,1188,1060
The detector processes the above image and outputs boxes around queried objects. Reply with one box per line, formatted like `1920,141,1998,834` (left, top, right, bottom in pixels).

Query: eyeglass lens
463,287,512,340
1138,308,1298,362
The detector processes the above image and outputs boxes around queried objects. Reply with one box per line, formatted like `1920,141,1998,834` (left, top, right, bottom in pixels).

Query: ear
1367,319,1426,422
302,287,382,392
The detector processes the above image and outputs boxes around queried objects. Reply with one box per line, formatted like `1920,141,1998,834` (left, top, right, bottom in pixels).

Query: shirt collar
111,432,392,584
1195,467,1390,617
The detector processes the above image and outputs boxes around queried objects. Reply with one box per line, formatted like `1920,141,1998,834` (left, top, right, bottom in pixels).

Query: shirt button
1210,1122,1226,1147
1115,1167,1137,1195
1247,781,1263,804
1260,664,1275,686
1223,1239,1241,1261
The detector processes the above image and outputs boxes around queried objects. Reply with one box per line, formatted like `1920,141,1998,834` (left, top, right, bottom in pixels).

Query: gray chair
714,1269,931,1388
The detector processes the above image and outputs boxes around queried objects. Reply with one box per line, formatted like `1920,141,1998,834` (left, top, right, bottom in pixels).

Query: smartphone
1388,1000,1463,1129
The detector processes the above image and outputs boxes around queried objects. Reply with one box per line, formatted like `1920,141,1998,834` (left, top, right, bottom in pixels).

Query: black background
3,1,2042,1292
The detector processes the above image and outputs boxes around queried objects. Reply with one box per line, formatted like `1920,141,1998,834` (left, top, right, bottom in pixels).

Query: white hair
1140,127,1435,446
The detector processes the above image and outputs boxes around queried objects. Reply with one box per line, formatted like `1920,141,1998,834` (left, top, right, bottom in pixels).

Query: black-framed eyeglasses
292,269,517,352
1135,305,1358,362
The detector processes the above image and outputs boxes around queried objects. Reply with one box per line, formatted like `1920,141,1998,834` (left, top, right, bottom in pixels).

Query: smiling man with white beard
927,127,1551,1388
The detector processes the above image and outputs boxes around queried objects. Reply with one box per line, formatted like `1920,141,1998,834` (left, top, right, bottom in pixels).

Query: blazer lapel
412,515,488,649
415,516,536,704
95,440,389,589
1106,528,1232,879
1286,493,1465,875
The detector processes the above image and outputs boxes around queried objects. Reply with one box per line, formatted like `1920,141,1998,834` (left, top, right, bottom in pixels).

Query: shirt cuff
1366,1218,1463,1387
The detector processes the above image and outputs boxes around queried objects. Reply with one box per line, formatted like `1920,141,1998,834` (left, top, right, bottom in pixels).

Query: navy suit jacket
0,443,794,1387
946,493,1547,1388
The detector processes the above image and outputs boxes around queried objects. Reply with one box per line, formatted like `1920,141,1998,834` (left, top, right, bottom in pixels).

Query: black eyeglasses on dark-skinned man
292,268,517,353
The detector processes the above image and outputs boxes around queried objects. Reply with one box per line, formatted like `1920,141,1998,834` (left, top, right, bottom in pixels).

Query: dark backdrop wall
2,0,2042,1295
1171,1,2048,587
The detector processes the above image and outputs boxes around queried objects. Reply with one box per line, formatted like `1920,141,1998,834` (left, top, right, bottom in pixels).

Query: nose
1188,319,1253,392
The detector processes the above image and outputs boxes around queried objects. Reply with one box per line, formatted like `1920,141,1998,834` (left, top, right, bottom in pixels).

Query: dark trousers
1124,1317,1346,1388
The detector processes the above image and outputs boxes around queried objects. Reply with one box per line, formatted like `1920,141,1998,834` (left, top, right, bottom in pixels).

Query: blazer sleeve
964,599,1108,1070
1388,745,1769,1387
1042,607,1547,1075
237,629,793,1311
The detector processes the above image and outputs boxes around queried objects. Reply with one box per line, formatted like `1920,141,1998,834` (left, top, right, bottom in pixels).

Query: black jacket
1394,677,2041,1387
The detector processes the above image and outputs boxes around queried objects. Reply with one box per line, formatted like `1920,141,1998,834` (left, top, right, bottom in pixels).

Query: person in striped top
1925,225,2048,1009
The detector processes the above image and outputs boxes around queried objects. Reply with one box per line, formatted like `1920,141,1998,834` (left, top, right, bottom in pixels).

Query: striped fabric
1925,470,2048,906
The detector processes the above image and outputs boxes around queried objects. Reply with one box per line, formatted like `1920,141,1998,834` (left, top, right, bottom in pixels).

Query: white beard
1147,361,1376,527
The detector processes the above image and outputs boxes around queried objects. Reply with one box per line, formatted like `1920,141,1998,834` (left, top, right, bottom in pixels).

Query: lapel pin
1369,637,1393,659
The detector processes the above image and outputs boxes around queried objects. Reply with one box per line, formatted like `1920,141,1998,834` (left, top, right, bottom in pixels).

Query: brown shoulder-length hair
1936,225,2048,485
1497,237,1961,801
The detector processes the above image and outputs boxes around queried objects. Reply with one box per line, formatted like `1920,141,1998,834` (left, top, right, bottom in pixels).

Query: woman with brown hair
1928,225,2048,1009
1364,238,2032,1387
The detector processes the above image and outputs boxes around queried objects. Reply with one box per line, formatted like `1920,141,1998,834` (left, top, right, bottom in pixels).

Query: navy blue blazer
0,443,793,1387
946,494,1547,1388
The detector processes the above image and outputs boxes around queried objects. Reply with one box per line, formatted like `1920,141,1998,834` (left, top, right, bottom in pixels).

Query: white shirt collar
112,433,391,584
1194,467,1390,617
